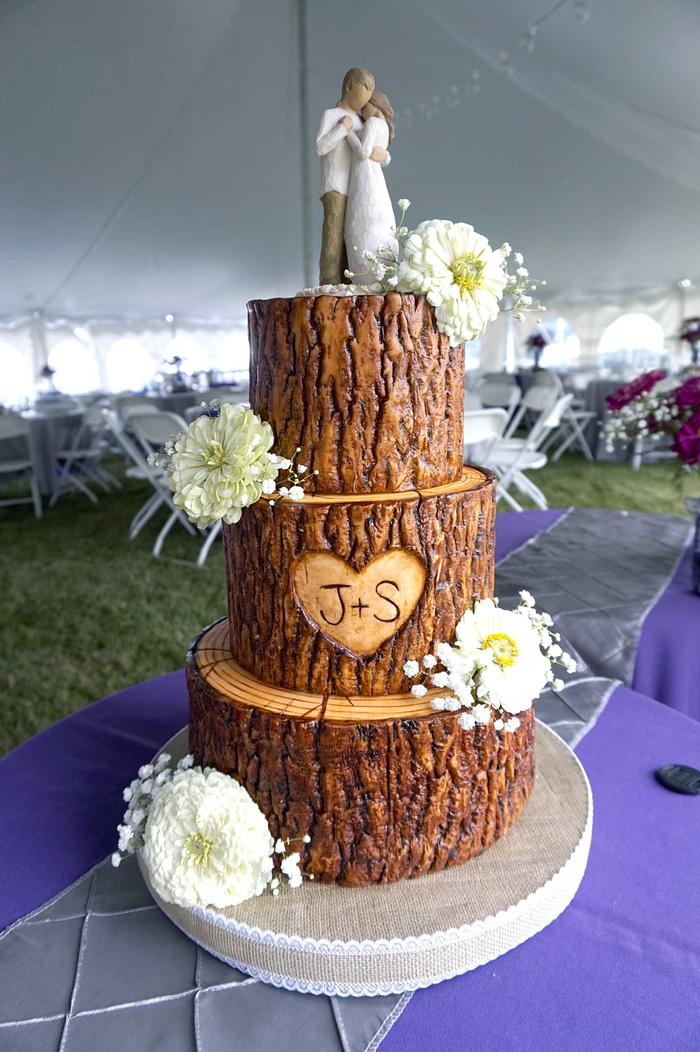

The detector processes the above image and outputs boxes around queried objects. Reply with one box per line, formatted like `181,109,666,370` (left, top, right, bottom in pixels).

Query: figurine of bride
345,92,397,284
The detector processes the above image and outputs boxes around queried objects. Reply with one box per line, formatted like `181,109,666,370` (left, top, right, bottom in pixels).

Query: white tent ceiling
1,0,698,323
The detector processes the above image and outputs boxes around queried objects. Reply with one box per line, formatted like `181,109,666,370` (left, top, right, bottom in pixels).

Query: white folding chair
476,379,521,412
524,373,595,461
546,404,596,462
104,409,193,544
49,404,121,507
0,414,42,518
116,395,153,415
127,411,187,459
463,408,508,467
487,394,574,511
107,410,220,564
502,383,560,441
124,411,190,552
121,402,161,421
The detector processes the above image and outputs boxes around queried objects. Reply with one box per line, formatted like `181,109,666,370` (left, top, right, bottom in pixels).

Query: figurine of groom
315,67,387,285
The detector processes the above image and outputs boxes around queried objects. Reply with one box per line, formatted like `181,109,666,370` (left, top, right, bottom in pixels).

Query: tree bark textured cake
188,293,536,886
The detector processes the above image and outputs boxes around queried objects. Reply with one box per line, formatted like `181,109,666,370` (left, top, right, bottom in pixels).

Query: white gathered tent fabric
1,0,699,396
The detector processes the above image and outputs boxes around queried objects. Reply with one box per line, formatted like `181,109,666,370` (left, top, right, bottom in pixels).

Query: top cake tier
247,293,465,494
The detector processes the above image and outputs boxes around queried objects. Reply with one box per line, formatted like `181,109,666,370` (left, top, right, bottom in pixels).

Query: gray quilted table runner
1,507,690,1050
0,855,409,1051
498,508,692,682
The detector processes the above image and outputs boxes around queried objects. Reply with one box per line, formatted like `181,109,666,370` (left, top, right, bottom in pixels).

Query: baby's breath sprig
601,388,680,454
266,446,319,507
500,246,547,323
111,751,195,868
270,832,313,895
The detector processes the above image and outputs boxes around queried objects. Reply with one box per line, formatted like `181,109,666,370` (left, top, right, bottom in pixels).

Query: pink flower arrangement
603,368,700,468
675,376,700,410
672,412,700,466
606,370,666,412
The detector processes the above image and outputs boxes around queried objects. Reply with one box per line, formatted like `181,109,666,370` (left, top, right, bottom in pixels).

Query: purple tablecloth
496,509,700,720
384,685,700,1052
1,671,699,1049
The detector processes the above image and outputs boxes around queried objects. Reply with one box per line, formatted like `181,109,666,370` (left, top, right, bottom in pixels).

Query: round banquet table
2,509,700,1050
11,409,85,496
495,509,700,721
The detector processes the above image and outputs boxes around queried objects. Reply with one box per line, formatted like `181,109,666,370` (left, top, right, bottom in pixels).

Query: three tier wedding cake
187,292,534,885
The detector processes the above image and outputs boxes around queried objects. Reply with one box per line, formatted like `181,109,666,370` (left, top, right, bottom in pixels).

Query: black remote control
655,764,700,795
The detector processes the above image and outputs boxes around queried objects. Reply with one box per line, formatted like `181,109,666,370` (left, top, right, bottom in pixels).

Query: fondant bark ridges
187,637,535,886
248,294,465,494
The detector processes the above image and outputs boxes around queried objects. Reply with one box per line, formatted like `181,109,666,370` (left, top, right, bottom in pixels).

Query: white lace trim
144,722,592,980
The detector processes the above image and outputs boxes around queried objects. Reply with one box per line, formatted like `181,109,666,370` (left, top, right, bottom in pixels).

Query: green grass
1,455,697,755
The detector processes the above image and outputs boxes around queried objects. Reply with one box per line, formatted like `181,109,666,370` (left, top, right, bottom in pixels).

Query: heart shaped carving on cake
291,550,427,657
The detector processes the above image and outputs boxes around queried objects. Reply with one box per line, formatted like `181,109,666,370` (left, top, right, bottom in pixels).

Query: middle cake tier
224,466,496,695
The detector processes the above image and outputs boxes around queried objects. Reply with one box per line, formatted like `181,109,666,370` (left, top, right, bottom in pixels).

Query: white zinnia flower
454,598,550,714
143,768,274,909
168,403,280,530
397,220,508,346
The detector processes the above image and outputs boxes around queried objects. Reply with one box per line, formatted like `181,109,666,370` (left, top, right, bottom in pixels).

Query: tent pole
30,310,48,377
296,0,314,288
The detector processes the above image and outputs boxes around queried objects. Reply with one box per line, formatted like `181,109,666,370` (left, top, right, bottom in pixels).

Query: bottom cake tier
187,620,535,887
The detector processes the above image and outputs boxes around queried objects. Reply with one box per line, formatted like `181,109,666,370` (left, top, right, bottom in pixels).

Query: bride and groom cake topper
315,67,397,286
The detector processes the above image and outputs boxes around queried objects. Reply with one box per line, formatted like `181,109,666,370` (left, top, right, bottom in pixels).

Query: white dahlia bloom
143,768,274,909
397,220,508,345
454,598,550,714
169,403,279,529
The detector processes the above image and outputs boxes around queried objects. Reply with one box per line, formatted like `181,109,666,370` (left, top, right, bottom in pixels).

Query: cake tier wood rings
224,467,496,696
248,294,465,494
188,619,536,887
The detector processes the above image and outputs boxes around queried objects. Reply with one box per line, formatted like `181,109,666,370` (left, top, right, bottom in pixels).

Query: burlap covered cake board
139,722,592,997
